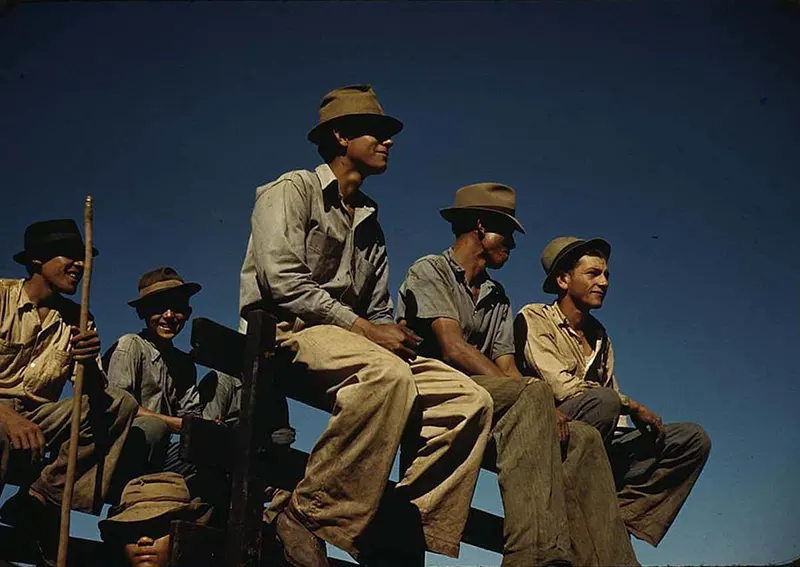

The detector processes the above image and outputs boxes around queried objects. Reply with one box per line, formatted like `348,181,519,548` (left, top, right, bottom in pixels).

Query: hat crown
318,84,384,124
117,472,191,512
451,183,517,213
137,267,185,292
541,236,582,273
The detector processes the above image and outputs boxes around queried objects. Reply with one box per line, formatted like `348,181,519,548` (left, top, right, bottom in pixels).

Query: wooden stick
56,195,94,567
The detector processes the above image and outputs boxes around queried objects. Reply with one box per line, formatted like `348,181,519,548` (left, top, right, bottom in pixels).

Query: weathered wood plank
0,524,110,564
168,521,225,567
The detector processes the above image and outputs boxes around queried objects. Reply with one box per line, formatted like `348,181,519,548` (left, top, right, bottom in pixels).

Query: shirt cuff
618,392,632,412
326,303,359,330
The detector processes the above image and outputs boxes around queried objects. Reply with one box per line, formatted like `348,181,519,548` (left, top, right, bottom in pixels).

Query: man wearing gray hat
397,185,637,567
239,85,493,567
515,237,711,548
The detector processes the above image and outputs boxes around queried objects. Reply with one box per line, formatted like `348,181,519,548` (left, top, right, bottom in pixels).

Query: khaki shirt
0,278,101,404
515,302,628,405
239,164,394,331
397,249,514,361
104,332,197,417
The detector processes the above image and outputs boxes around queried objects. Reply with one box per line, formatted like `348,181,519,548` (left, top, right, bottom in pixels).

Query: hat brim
307,113,404,144
13,246,100,266
440,206,525,234
543,238,611,294
99,500,211,539
128,282,202,308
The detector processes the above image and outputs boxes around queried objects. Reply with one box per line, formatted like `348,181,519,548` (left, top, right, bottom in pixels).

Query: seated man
105,267,240,479
0,219,139,565
515,236,711,547
99,472,212,567
239,85,493,567
398,183,637,567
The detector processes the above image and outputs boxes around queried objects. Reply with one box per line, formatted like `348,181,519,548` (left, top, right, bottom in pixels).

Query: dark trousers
558,388,711,546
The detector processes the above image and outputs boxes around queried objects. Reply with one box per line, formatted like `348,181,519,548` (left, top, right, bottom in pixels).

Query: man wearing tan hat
99,472,212,567
238,85,493,567
515,237,711,548
105,267,240,480
0,219,139,566
397,185,637,567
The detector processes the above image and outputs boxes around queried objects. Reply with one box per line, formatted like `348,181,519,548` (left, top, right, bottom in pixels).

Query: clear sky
1,2,799,565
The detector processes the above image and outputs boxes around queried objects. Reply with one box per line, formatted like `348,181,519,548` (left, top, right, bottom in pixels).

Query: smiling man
0,219,139,566
397,185,637,567
515,236,711,547
239,85,492,567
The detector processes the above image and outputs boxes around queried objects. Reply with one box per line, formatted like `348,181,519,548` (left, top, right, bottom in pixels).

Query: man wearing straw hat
239,85,493,567
99,472,212,567
397,184,637,567
0,219,139,565
515,236,711,547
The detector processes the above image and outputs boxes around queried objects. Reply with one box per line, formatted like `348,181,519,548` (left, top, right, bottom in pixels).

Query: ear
332,129,349,150
556,271,570,292
475,218,486,239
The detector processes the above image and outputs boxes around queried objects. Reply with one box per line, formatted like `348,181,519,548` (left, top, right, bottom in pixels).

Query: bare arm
431,317,507,377
135,406,183,433
0,403,46,463
495,354,522,379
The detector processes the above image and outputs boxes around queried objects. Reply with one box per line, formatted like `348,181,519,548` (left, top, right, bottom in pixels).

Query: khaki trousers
472,376,638,567
0,386,138,513
278,325,493,559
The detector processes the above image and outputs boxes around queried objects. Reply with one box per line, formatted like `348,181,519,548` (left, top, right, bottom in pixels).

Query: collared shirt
104,332,197,417
239,163,394,331
0,278,101,404
397,248,515,361
515,302,628,405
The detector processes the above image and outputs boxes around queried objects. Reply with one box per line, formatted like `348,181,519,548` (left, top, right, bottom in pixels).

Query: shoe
274,505,330,567
0,490,58,567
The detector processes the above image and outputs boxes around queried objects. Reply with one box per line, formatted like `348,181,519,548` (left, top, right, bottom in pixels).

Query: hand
629,401,665,446
352,319,422,361
0,406,46,463
70,327,101,361
554,408,571,444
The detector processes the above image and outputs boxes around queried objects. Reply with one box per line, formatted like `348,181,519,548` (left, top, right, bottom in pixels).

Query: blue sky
1,2,799,565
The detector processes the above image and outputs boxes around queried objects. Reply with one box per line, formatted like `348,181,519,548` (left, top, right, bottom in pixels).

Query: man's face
123,534,170,567
38,253,84,295
139,294,191,341
480,218,517,270
559,254,610,309
345,132,393,175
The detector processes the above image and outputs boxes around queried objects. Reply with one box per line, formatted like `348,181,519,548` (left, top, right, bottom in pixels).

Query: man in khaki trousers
239,85,493,567
398,184,638,567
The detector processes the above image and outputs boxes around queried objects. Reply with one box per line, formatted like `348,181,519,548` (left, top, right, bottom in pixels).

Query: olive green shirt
239,163,394,331
397,248,515,361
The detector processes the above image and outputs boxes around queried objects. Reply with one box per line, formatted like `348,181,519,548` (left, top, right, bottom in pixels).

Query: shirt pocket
353,260,377,305
0,339,23,377
24,349,72,401
306,229,344,283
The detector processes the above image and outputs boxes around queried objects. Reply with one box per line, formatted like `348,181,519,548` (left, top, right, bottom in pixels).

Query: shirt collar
315,162,379,218
16,280,35,313
550,301,605,340
138,331,165,363
442,248,498,304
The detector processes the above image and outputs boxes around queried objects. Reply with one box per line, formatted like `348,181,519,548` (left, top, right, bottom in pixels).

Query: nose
136,536,155,547
163,309,176,319
598,273,609,287
382,138,393,149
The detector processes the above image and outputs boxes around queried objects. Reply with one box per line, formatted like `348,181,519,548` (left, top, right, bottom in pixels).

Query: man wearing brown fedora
515,236,711,548
99,472,213,567
105,267,241,480
238,85,493,567
0,219,139,565
397,184,638,567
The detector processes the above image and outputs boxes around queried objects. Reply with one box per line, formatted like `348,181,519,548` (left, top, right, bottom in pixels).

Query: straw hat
128,267,201,308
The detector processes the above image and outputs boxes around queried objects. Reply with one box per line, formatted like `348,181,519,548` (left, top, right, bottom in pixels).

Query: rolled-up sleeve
399,260,459,322
490,305,515,361
251,179,358,330
103,335,139,395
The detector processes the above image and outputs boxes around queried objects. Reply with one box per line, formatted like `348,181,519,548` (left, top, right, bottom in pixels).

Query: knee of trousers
586,388,622,430
519,380,557,412
567,420,605,454
359,354,418,406
673,422,711,461
460,381,494,424
132,415,172,447
108,387,140,422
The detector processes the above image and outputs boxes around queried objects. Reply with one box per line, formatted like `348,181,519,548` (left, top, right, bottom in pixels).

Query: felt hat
440,183,525,233
99,473,211,540
13,219,98,265
541,236,611,294
307,84,403,144
128,267,201,308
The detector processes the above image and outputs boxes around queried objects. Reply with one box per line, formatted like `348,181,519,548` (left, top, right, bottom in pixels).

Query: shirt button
30,362,36,368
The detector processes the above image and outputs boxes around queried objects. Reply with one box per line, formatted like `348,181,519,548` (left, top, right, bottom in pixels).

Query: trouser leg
0,423,8,496
562,421,638,566
278,325,418,558
471,376,572,567
557,388,621,443
611,422,711,546
25,387,138,513
395,358,493,559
